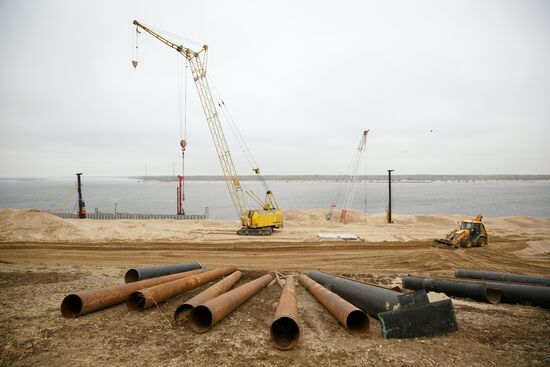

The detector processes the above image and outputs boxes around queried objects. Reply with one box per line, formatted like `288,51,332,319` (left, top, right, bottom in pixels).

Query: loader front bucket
434,239,456,246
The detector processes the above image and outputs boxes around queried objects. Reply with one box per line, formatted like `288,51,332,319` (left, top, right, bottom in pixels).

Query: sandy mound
513,240,550,257
0,208,86,242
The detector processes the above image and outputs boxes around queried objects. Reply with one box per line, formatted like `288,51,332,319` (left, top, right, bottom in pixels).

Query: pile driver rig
132,20,283,235
326,130,369,224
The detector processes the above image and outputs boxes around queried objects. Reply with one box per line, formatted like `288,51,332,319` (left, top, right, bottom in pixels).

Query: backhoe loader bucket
434,238,458,247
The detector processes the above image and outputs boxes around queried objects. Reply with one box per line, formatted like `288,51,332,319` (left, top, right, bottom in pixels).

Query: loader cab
460,220,484,237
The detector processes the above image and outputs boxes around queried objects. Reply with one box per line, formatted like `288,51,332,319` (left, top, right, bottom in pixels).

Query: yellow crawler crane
133,21,283,235
435,215,488,248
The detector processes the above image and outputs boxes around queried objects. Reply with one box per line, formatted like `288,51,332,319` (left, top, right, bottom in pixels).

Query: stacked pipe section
61,268,204,318
173,270,242,325
270,276,300,350
299,274,369,334
127,266,237,311
403,276,502,304
188,274,273,333
455,269,550,287
404,275,550,308
125,261,203,283
308,270,458,338
308,270,401,317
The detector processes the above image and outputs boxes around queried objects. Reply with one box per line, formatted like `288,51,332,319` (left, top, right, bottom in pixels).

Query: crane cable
363,138,368,223
177,54,188,201
206,74,278,208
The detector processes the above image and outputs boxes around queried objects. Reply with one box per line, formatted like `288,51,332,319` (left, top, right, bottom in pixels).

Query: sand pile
0,208,87,242
1,208,549,244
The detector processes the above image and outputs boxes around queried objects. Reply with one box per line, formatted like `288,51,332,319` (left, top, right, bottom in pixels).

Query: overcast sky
1,0,549,177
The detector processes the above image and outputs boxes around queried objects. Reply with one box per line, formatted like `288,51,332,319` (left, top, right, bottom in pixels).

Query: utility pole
387,169,394,224
76,173,87,219
114,202,118,215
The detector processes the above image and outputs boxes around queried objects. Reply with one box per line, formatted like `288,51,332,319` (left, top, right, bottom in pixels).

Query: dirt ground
1,233,549,366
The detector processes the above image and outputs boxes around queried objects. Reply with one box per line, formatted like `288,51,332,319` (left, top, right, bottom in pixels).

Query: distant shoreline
2,175,550,183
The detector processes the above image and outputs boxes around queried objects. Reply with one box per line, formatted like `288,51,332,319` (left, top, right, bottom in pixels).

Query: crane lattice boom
133,21,281,232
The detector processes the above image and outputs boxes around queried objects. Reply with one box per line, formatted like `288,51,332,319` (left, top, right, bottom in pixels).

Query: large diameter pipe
433,276,550,308
61,268,203,318
270,276,300,350
299,274,369,334
403,276,502,304
455,268,550,287
125,261,203,283
308,270,400,317
173,271,242,325
188,274,273,333
127,266,237,311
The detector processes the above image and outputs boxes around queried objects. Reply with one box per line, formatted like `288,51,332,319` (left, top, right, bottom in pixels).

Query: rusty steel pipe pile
125,261,204,283
174,271,242,325
60,268,203,318
127,266,237,311
188,274,273,333
299,274,369,334
455,269,550,287
270,276,300,350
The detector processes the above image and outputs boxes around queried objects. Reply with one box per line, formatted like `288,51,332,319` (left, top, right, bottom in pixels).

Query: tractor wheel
461,237,473,248
476,236,488,247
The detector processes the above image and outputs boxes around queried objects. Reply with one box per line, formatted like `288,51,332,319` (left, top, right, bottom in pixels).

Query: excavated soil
1,235,549,366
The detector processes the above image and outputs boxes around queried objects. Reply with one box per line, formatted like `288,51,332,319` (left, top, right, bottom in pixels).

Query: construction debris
317,233,358,240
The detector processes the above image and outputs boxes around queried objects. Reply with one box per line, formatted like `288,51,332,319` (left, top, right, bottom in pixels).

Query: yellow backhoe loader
435,215,488,248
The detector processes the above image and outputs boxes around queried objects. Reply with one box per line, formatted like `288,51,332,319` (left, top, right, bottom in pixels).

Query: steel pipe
173,271,242,325
427,276,550,308
127,266,237,311
188,274,273,333
299,274,369,334
308,270,401,317
455,268,550,287
270,276,300,350
125,261,203,283
61,268,203,318
403,276,503,304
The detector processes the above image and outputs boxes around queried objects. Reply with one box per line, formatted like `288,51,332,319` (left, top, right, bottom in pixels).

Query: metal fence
50,207,208,221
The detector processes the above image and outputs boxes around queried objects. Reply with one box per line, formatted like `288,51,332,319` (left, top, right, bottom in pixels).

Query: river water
0,178,549,219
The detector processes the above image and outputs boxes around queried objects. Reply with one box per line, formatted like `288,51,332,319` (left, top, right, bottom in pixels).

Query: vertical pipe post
76,173,86,219
387,169,394,224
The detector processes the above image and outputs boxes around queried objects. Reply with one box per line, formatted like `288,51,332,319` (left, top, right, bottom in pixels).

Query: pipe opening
346,310,369,334
188,305,213,333
173,304,193,325
124,269,140,283
127,292,146,311
485,288,502,304
270,317,300,350
61,294,82,318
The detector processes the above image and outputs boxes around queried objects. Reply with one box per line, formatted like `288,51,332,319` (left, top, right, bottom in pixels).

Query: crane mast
133,21,271,228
